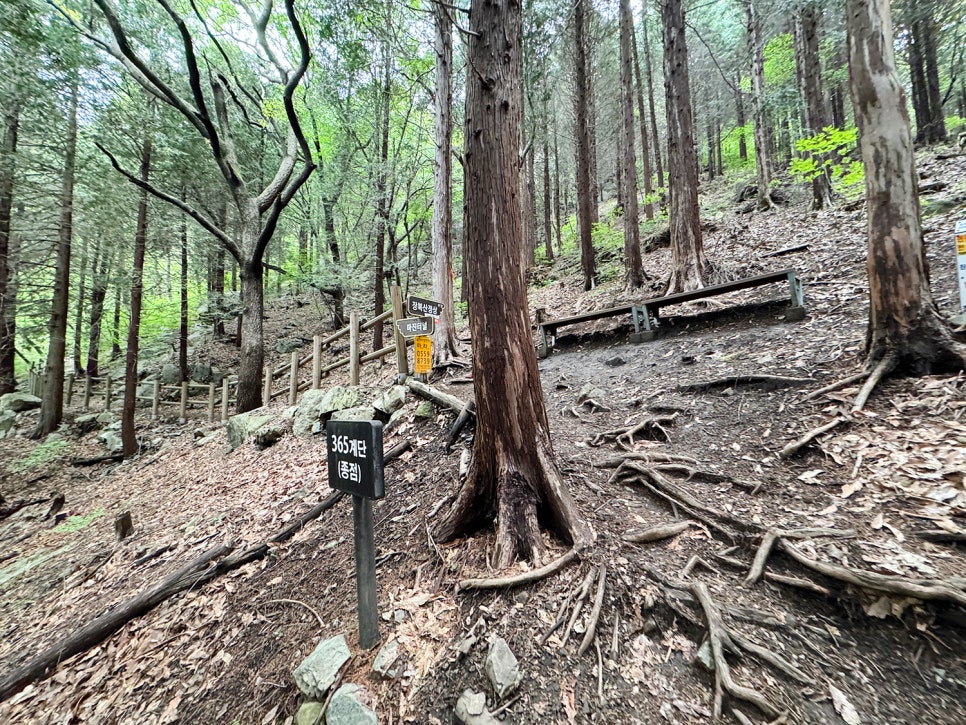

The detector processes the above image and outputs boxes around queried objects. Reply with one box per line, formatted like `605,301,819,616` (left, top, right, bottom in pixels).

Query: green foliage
946,115,966,135
763,34,796,88
10,438,69,473
720,125,754,170
54,508,106,533
790,126,865,197
591,221,623,252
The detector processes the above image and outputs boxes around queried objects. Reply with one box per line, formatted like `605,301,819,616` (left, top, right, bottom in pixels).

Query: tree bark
746,0,776,211
34,76,78,438
661,0,705,294
908,25,930,145
795,2,833,210
620,0,644,289
0,100,20,394
71,237,88,377
920,14,947,144
846,0,964,374
373,51,391,352
552,114,562,253
735,76,748,162
431,0,460,364
641,9,665,190
574,0,597,291
86,241,107,379
631,17,655,219
179,200,189,383
237,239,265,413
122,130,151,458
438,0,591,567
542,127,554,261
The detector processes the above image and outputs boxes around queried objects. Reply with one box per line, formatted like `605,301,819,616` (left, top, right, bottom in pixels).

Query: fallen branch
265,598,325,629
623,521,691,543
69,453,124,467
577,566,607,656
539,583,579,646
779,417,846,458
677,374,811,393
444,401,476,453
0,496,51,520
913,530,966,544
458,549,577,592
763,243,809,258
562,566,597,646
405,378,473,416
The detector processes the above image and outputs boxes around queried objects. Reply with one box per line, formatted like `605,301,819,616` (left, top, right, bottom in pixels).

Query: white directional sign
395,316,435,337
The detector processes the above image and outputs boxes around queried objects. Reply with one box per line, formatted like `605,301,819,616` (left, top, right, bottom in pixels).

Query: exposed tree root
623,521,691,543
779,417,846,458
457,548,578,592
0,496,52,520
851,352,898,412
561,566,597,646
744,528,855,586
589,413,677,448
577,565,607,656
594,451,701,468
799,371,869,403
677,374,811,393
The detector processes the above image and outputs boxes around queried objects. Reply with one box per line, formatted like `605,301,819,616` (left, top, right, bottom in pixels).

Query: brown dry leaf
841,480,863,498
560,675,578,725
829,684,861,724
158,695,181,724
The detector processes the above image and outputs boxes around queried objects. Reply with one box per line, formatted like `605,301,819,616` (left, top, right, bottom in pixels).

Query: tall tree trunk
921,16,947,144
795,2,833,210
437,0,591,567
86,241,107,379
111,287,122,361
574,0,597,291
631,20,655,219
34,77,79,438
661,0,705,294
0,100,20,394
431,0,460,364
121,131,151,458
552,114,562,253
236,254,264,413
846,0,964,375
542,129,554,261
373,53,391,351
179,205,189,383
735,77,748,162
72,237,88,376
620,0,644,289
746,0,776,211
641,10,665,190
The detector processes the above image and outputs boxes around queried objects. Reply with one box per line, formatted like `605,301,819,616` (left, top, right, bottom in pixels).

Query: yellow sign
957,233,966,256
414,335,432,375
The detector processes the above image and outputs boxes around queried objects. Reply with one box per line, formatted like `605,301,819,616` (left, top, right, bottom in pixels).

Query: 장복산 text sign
395,316,435,337
327,420,384,499
407,295,444,318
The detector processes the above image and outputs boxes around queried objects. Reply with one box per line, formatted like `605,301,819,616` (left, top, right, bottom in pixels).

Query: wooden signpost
327,420,384,649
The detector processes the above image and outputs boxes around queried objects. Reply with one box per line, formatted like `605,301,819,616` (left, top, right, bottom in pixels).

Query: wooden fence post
312,335,322,390
263,366,272,406
349,312,360,386
221,379,230,422
207,383,216,422
179,381,188,423
104,375,112,411
152,380,160,419
66,374,74,407
391,284,408,382
289,350,299,405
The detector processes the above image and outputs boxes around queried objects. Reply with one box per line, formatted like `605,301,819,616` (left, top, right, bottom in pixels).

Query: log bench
537,268,804,357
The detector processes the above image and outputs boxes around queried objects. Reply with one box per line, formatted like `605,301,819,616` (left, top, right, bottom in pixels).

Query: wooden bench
536,268,804,357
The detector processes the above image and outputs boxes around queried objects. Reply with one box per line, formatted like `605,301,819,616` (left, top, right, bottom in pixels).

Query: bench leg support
785,271,806,321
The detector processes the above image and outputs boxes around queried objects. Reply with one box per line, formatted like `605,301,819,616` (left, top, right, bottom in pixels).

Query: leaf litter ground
1,155,965,724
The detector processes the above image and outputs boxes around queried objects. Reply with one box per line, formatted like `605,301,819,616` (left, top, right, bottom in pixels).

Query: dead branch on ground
623,521,691,543
457,549,577,592
677,374,811,393
779,417,846,458
577,566,607,656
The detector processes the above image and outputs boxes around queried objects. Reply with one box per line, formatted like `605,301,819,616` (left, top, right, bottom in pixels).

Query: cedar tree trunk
574,0,597,291
795,2,834,210
620,0,644,289
0,100,19,394
746,0,776,211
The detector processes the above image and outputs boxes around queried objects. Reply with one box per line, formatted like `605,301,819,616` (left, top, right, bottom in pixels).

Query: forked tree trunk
574,0,597,291
34,77,79,438
661,0,705,294
795,2,833,210
846,0,964,374
0,100,20,394
431,1,460,364
746,0,776,211
122,132,151,458
437,0,591,568
620,0,644,289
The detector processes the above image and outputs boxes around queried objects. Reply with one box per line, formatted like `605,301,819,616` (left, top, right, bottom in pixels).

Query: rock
282,405,299,419
295,701,325,725
96,411,117,426
603,355,626,367
254,420,288,450
454,690,499,725
189,363,213,383
371,639,401,680
330,406,377,422
372,386,406,418
325,684,378,725
0,409,15,437
276,338,306,354
485,637,520,698
414,401,434,420
160,364,181,385
0,392,41,413
137,381,156,400
98,430,123,453
950,312,966,329
577,384,606,403
294,386,367,437
293,634,350,701
226,411,272,450
210,367,225,387
74,413,101,434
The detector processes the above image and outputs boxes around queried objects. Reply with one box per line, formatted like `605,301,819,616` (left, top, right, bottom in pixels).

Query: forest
1,0,966,722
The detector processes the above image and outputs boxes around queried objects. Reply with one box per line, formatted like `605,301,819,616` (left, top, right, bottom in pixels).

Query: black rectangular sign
395,316,435,337
326,420,384,499
407,295,444,318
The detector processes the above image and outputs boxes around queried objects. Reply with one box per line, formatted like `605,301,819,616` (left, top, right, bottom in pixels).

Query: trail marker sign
407,295,444,318
414,335,432,374
395,316,434,337
957,219,966,313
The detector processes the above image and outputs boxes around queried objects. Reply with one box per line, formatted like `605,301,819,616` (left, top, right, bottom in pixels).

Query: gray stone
293,634,350,701
210,367,225,387
325,684,378,725
454,690,499,725
577,384,606,403
485,637,520,698
372,386,406,418
276,337,306,354
189,363,213,383
226,411,272,450
160,364,181,385
603,355,626,367
98,430,123,453
282,405,299,419
295,701,325,725
74,413,101,434
949,312,966,329
371,639,401,680
95,411,117,426
0,409,15,437
414,401,434,420
137,381,156,400
294,387,367,437
0,392,41,413
254,421,288,450
330,406,376,422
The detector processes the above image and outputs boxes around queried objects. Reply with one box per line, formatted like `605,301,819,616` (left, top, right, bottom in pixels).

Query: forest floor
1,152,966,725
